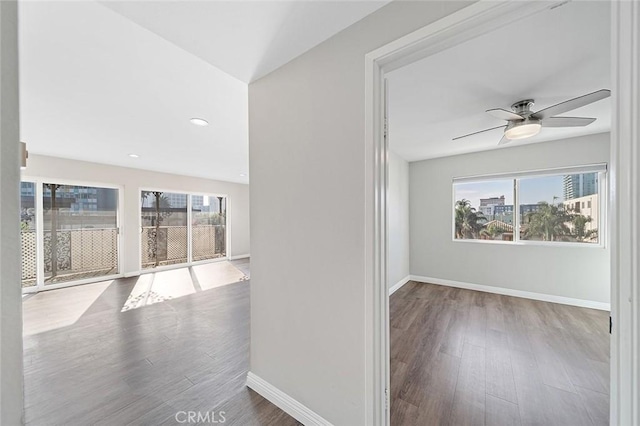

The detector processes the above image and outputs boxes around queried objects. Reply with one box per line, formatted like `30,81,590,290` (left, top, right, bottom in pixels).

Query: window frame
20,176,124,293
137,187,230,273
451,164,607,248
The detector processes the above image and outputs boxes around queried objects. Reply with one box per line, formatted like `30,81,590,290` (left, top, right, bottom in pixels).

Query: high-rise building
563,173,598,200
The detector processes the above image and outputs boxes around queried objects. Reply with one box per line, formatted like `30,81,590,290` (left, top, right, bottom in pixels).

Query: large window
20,182,37,287
141,191,188,269
192,195,227,261
141,191,227,269
20,180,120,289
453,166,605,245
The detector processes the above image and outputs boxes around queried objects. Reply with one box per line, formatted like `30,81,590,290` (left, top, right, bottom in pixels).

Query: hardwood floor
23,260,299,426
390,281,610,426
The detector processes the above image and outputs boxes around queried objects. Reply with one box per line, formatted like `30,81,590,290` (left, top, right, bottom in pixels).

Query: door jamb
364,1,638,425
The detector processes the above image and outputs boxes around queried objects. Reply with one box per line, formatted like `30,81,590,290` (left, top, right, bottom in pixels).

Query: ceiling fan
453,89,611,145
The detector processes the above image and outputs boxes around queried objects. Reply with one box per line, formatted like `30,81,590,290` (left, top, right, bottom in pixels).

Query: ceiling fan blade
497,135,511,146
486,108,524,121
531,89,611,120
453,125,506,141
542,117,596,127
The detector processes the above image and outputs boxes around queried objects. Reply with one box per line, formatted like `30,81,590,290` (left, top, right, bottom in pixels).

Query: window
140,190,228,269
20,182,37,287
191,195,227,261
43,183,119,284
20,180,120,290
453,166,605,245
141,191,188,269
453,179,514,241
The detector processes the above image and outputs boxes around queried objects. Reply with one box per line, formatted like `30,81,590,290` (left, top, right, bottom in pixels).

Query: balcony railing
141,225,225,269
21,228,118,287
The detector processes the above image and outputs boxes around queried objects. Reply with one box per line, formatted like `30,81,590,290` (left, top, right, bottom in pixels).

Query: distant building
563,173,598,200
21,183,118,212
563,193,599,236
479,195,505,219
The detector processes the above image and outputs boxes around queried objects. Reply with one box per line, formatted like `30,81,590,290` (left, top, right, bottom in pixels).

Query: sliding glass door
191,195,226,261
141,191,188,269
140,190,227,269
20,182,37,288
42,183,119,285
20,180,121,290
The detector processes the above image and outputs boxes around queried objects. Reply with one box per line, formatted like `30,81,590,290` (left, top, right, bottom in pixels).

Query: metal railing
141,225,226,269
21,228,118,287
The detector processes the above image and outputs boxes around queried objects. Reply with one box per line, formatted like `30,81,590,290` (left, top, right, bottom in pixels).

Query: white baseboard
389,275,411,295
229,254,250,260
409,275,611,311
124,271,140,278
246,372,334,426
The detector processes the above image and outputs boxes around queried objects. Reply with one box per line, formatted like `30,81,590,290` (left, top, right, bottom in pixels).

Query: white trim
123,271,140,278
365,2,564,424
389,275,410,296
246,372,334,426
20,178,124,293
611,1,640,424
229,254,250,260
452,163,607,183
410,275,610,311
35,274,124,292
452,169,608,249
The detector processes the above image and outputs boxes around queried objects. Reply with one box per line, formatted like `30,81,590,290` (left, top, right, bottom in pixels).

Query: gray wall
24,154,251,274
0,1,24,423
410,133,610,304
389,151,410,287
248,2,471,424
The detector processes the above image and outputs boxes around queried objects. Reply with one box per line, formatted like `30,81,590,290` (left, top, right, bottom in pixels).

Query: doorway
364,1,639,425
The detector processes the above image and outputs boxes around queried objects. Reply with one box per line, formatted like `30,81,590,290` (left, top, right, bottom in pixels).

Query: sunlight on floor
121,261,248,312
22,280,113,336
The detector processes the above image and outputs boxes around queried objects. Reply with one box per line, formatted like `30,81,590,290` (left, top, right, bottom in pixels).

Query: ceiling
19,1,388,183
387,1,611,163
101,0,389,84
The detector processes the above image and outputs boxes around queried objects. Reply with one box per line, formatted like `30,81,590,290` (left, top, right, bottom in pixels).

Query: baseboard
409,275,611,311
389,275,411,295
229,254,250,260
124,271,140,278
246,372,334,426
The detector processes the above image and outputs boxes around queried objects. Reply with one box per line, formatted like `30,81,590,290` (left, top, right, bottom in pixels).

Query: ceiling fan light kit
505,119,541,140
453,89,611,145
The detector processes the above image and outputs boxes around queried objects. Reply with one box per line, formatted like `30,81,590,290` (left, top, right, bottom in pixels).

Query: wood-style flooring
23,259,299,426
390,281,610,426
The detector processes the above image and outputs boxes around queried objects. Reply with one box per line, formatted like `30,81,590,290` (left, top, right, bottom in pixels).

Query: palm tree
572,214,598,242
522,202,573,241
454,199,486,239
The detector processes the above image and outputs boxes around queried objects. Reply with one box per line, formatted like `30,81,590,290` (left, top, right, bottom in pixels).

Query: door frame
364,1,639,425
20,175,125,293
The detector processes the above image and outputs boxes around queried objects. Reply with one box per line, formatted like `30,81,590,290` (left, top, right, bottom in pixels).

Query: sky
454,175,564,209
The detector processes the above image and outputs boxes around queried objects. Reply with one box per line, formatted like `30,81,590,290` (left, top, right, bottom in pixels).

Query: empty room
1,0,638,425
387,2,611,425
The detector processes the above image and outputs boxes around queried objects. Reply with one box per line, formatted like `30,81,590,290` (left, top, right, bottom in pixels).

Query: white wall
388,151,410,288
23,154,250,275
0,1,24,423
248,1,471,424
410,133,610,304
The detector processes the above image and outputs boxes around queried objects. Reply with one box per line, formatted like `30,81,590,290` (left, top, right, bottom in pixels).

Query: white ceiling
387,1,611,163
100,0,389,84
19,1,388,183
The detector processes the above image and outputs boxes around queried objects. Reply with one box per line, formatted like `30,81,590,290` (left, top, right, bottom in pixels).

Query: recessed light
240,173,246,177
190,118,209,126
128,154,139,158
